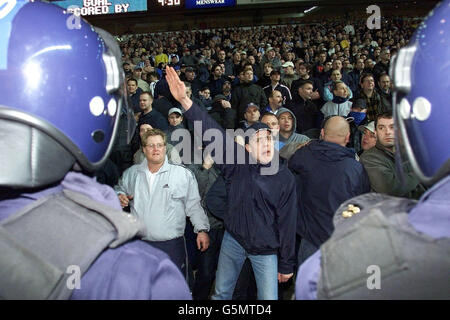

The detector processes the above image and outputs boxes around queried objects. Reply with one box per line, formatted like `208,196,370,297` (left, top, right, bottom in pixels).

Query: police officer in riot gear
296,0,450,299
0,1,191,299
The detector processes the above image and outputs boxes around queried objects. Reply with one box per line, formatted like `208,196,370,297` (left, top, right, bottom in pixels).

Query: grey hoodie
277,107,311,145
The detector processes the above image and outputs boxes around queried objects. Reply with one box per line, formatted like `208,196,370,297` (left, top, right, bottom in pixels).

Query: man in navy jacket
289,116,370,266
166,66,297,300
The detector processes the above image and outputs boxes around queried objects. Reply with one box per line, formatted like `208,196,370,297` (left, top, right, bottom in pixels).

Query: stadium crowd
99,16,426,300
3,0,449,301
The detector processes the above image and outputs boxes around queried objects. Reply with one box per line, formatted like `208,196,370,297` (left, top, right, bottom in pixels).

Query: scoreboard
48,0,147,15
48,0,236,16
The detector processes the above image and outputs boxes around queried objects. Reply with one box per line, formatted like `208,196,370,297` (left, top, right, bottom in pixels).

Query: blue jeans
212,231,278,300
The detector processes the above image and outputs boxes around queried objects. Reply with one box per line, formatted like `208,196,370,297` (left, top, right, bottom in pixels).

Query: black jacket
184,102,297,274
208,103,237,130
231,82,268,124
286,97,321,134
289,140,370,247
262,83,292,105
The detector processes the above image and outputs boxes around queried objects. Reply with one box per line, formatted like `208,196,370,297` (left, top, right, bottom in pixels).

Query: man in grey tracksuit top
115,130,210,274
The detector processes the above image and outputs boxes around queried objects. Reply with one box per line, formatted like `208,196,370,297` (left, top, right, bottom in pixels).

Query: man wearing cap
260,46,282,72
240,102,261,130
281,61,299,90
184,66,203,98
165,66,297,300
262,69,292,106
167,107,185,138
169,53,180,67
221,80,232,101
359,121,376,154
133,66,150,92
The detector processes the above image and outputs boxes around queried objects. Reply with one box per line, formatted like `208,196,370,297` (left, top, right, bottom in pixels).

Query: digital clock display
157,0,182,6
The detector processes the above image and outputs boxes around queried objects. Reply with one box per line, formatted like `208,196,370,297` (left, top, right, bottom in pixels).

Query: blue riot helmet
390,0,450,186
0,1,135,188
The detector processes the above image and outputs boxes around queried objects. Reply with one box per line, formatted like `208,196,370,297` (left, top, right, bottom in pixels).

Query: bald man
321,115,351,146
288,116,370,267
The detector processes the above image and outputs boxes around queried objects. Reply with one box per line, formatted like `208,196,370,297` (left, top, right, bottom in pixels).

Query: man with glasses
115,129,210,276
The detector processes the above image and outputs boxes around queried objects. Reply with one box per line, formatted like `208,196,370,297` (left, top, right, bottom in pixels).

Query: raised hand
165,66,193,110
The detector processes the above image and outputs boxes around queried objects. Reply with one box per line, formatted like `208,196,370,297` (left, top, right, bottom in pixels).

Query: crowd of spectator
98,16,427,300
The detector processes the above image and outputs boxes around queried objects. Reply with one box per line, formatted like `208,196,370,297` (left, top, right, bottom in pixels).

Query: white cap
358,121,375,133
282,61,294,68
168,107,183,116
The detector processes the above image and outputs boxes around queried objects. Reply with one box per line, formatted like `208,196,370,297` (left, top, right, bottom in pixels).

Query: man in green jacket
360,112,425,199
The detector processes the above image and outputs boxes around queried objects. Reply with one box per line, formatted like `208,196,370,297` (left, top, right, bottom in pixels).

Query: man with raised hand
165,66,297,300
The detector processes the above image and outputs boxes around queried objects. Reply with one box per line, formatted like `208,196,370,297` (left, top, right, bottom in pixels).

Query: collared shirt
265,105,280,115
115,157,210,241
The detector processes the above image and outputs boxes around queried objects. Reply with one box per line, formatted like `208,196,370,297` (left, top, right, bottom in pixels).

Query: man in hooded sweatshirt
277,108,310,147
288,116,370,266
